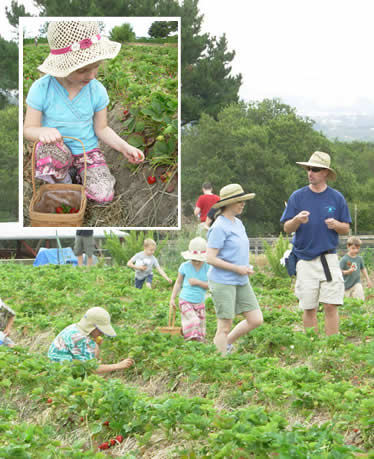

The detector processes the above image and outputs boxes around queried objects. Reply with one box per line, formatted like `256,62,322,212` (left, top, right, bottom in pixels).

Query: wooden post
354,204,357,235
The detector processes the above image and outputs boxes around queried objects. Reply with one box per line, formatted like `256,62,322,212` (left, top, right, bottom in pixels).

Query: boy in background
127,238,172,289
340,236,372,300
0,299,16,347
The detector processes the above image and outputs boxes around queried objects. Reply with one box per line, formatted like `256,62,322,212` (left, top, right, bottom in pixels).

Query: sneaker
226,343,235,354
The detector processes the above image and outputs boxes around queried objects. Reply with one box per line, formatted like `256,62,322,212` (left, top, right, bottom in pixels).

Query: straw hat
296,151,336,181
77,307,116,337
212,184,255,209
181,237,207,262
38,21,121,77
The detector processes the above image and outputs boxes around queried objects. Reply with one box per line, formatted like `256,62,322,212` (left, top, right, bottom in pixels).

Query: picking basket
157,304,183,336
29,136,87,227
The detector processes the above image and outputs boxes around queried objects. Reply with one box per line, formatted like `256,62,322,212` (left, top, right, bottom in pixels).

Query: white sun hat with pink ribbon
38,21,121,77
181,237,207,262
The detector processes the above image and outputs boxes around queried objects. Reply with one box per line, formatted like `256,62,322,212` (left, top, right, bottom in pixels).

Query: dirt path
23,105,178,228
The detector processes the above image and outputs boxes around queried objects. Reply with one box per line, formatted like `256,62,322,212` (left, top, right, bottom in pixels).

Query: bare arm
94,358,134,374
23,105,63,144
194,206,201,217
325,219,350,235
283,211,310,234
170,272,184,307
361,268,373,287
3,315,15,336
94,108,144,164
156,265,172,284
188,278,209,289
207,247,252,276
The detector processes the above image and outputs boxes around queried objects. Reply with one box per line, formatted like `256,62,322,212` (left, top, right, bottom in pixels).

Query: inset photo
21,17,180,228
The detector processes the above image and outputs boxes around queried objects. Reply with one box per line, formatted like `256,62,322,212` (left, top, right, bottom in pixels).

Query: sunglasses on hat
307,166,325,172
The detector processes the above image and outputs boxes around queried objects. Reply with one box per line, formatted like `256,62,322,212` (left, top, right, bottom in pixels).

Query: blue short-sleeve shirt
179,261,209,303
280,186,351,260
26,75,109,155
207,215,250,285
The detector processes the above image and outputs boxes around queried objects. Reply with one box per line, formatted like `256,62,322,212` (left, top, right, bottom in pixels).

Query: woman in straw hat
48,307,134,374
206,184,263,355
170,237,209,341
24,20,144,203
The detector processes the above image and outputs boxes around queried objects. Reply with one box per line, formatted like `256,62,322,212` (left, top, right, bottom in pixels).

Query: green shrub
263,233,290,278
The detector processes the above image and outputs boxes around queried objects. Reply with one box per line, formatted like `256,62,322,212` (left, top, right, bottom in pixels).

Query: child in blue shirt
170,237,209,341
24,20,144,203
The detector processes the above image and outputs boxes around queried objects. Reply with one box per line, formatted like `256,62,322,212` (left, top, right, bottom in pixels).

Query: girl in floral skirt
24,20,144,203
170,237,209,341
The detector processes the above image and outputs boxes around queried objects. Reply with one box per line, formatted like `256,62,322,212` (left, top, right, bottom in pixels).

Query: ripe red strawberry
47,398,53,403
147,176,156,185
103,420,109,426
353,428,359,433
116,435,124,443
237,380,243,386
98,442,109,450
80,417,84,422
110,439,116,446
56,207,63,214
123,110,129,116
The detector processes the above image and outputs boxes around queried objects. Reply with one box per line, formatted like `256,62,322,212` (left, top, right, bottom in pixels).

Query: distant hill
310,113,374,142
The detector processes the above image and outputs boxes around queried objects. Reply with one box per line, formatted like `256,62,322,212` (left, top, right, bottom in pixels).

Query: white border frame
19,16,181,231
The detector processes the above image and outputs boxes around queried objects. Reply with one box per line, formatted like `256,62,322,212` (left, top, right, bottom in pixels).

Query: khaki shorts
74,235,95,257
344,283,364,300
295,254,344,310
208,281,260,319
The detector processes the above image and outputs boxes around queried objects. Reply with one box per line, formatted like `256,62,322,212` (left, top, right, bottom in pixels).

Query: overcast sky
2,0,374,115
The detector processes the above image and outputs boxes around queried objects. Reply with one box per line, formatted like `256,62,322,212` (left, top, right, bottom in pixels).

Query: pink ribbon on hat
50,34,101,55
192,250,206,254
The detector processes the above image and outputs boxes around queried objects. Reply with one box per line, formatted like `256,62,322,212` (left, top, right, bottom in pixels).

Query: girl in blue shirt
170,237,209,341
207,184,263,355
24,20,144,203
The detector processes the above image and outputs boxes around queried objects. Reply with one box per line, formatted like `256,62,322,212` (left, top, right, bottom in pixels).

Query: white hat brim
181,250,207,262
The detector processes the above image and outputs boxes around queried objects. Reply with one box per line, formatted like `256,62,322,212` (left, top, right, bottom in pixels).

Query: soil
23,104,178,228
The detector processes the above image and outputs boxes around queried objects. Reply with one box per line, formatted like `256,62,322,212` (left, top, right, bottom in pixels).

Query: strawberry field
23,42,178,227
1,263,373,458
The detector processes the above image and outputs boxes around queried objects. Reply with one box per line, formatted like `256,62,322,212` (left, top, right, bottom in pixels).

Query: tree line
182,99,374,235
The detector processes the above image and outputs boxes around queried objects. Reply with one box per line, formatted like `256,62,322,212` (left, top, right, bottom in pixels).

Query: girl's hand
188,277,199,286
39,127,63,144
170,298,177,309
122,145,144,164
118,358,135,370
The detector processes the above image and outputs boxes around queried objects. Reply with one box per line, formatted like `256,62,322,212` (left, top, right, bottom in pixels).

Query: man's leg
303,308,318,333
323,303,339,335
227,309,263,345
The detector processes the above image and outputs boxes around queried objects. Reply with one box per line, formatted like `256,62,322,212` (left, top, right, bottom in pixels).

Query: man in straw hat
48,307,134,373
281,152,351,335
207,184,263,355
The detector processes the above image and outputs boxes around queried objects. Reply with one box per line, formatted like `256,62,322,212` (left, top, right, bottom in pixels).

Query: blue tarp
33,248,78,267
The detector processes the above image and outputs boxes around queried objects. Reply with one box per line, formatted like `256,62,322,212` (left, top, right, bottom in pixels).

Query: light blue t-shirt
26,75,109,155
207,215,250,285
179,261,209,304
280,186,351,260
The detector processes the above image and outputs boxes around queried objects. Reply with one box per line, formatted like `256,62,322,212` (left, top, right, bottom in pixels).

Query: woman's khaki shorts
208,280,260,319
295,254,344,310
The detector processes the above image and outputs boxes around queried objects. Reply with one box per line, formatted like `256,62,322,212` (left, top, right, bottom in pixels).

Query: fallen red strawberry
55,207,63,214
116,435,124,443
147,176,156,185
110,439,116,446
47,398,53,403
103,420,109,426
98,442,109,450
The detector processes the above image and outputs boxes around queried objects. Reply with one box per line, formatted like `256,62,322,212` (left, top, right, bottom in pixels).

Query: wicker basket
157,305,183,336
29,136,87,227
